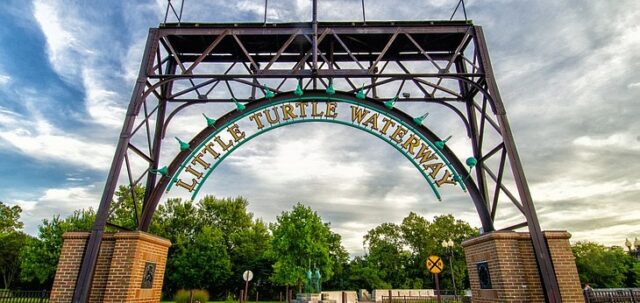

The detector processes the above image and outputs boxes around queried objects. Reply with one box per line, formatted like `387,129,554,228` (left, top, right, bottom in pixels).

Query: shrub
175,289,209,303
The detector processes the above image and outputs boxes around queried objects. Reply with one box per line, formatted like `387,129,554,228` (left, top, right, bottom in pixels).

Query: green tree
0,231,29,289
197,196,273,297
197,196,253,240
20,209,95,286
424,215,479,291
231,218,274,294
343,256,390,290
364,222,410,288
168,226,231,294
150,198,200,242
0,202,23,233
269,203,338,291
150,198,200,296
109,185,145,230
358,213,479,291
572,241,632,288
0,202,29,289
324,232,350,290
632,262,640,287
151,196,273,299
400,213,432,288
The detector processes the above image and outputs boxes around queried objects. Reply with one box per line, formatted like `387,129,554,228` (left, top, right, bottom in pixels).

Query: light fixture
326,79,335,95
233,98,246,112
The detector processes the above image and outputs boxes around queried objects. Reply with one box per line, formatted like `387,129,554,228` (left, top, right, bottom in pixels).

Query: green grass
161,301,282,303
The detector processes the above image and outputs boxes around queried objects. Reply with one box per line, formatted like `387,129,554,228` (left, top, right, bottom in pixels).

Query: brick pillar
50,231,171,303
88,234,116,303
102,232,171,302
544,231,583,302
462,230,582,303
50,232,91,303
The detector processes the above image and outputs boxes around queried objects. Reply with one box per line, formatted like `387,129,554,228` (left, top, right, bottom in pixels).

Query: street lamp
441,239,457,297
625,238,640,259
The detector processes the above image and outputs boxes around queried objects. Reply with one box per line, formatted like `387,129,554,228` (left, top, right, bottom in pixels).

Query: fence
0,290,49,303
584,288,640,303
382,295,468,303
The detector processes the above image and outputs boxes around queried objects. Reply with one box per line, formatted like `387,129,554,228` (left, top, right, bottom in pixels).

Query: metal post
312,0,318,71
39,289,47,303
447,252,456,297
142,61,175,214
434,274,441,303
71,29,159,303
264,0,268,24
473,25,562,303
244,280,249,303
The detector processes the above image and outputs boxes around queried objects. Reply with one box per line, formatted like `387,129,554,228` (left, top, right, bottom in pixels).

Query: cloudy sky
0,0,638,255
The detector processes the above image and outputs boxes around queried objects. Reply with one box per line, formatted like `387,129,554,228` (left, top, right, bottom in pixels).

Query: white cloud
2,0,638,253
0,74,10,85
32,0,128,128
81,68,126,127
12,185,101,236
0,98,114,170
0,118,114,170
573,133,640,151
32,1,89,80
0,106,22,124
531,178,640,203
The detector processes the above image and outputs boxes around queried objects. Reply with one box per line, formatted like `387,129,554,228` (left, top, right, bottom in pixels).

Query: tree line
1,187,639,299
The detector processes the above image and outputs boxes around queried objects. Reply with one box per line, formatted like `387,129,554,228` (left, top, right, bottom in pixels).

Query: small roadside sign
243,270,254,281
426,255,444,274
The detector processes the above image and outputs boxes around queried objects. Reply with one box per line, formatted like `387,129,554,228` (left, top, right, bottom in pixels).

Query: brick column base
461,230,582,303
50,231,171,303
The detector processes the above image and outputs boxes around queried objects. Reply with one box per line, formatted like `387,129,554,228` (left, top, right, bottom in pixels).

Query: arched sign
140,90,491,231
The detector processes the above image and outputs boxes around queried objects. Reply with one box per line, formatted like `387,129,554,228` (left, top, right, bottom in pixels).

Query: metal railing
584,288,640,303
382,295,467,303
0,290,49,303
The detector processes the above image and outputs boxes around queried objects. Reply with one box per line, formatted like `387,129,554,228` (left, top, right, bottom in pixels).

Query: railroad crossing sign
426,255,444,274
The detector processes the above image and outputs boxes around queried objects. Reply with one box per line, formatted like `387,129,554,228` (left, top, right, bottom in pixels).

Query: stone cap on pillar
462,230,572,247
114,231,172,248
61,231,171,247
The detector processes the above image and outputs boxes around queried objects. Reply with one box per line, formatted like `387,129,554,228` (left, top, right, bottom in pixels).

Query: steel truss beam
72,21,562,303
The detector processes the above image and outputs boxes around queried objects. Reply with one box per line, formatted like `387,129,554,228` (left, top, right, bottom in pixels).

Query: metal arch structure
136,91,492,232
72,20,562,303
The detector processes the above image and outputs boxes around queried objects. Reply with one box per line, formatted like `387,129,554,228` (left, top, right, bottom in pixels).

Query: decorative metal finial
175,137,190,151
356,85,366,99
435,135,452,150
413,112,429,125
233,98,246,112
384,97,397,109
203,113,216,127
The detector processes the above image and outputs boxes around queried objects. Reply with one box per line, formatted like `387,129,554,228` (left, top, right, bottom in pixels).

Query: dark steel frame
72,20,562,303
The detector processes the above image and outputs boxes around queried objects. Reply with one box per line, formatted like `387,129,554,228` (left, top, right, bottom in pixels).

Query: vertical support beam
312,0,318,71
473,25,562,303
456,58,489,208
142,60,176,215
72,29,159,303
